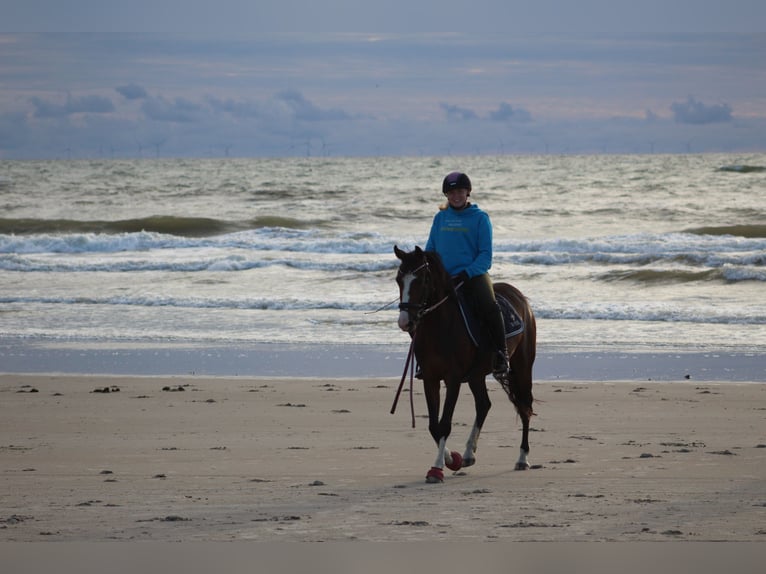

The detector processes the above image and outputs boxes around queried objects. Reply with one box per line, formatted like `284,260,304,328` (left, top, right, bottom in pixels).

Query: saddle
455,287,524,349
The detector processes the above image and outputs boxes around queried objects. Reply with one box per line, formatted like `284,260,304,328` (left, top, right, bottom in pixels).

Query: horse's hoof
462,456,476,468
514,461,530,471
445,451,463,471
425,467,444,483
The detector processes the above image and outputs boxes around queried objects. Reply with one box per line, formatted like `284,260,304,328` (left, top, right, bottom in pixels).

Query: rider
425,171,510,380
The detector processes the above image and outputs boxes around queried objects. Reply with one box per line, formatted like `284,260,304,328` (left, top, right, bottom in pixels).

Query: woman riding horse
425,172,510,381
394,172,536,483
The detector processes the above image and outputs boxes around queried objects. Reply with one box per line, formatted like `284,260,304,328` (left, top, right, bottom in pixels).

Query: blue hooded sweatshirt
425,203,493,278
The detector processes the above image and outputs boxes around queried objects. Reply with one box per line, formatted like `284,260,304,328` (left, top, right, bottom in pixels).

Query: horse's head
394,245,445,332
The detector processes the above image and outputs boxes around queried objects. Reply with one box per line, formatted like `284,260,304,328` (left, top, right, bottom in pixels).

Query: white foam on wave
2,292,763,324
2,230,764,271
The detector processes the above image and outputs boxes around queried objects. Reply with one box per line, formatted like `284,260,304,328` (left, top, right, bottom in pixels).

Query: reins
389,257,456,428
365,297,399,315
413,293,450,319
390,333,417,428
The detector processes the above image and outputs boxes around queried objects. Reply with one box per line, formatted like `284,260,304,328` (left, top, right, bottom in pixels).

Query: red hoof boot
445,451,463,471
425,467,444,483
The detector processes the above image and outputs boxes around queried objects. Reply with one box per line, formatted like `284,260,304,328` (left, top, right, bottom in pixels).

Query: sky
2,1,765,158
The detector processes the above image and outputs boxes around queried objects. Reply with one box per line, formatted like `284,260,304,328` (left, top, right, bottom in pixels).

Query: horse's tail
501,371,535,420
494,282,536,419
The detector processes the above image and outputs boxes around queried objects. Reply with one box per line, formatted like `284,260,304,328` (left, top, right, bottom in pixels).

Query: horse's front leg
424,378,461,483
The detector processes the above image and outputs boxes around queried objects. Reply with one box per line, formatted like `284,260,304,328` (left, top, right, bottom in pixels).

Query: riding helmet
442,172,472,195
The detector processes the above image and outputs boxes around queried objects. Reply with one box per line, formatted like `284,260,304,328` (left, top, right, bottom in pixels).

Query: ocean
1,154,764,378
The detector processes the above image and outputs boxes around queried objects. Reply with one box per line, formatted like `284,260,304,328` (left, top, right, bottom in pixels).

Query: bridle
397,258,450,332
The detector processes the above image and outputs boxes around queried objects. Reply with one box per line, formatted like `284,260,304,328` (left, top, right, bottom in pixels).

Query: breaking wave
0,215,317,237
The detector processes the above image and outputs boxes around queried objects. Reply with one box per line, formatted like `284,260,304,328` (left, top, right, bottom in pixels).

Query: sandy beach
1,371,764,544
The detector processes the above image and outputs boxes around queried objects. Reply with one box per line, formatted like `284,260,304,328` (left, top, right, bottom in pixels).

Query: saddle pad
497,294,525,338
456,289,525,347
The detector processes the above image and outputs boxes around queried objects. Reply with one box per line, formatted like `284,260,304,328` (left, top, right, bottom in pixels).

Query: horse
394,245,536,483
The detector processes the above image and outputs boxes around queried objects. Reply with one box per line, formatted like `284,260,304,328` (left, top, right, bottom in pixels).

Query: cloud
670,96,733,125
274,90,351,121
644,109,660,122
116,83,148,100
3,32,765,158
140,95,203,123
30,94,115,118
487,102,532,122
207,96,261,119
440,101,532,123
440,103,479,121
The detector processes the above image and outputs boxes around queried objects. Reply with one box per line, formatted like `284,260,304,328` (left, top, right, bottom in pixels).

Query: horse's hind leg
508,362,534,471
462,376,491,468
515,412,531,470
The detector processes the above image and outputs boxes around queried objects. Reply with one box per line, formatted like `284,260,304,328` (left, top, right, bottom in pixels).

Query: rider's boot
492,347,510,381
488,309,510,382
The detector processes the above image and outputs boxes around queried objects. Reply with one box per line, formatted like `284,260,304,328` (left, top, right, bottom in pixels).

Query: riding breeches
461,273,506,349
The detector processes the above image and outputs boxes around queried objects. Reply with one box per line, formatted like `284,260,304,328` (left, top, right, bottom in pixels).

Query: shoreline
1,338,764,381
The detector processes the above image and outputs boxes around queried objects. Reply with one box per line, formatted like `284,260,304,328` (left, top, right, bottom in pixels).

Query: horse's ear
414,246,423,255
394,245,405,259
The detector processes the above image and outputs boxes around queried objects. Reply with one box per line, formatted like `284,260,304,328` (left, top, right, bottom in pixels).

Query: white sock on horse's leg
515,447,530,470
465,425,480,456
433,437,448,469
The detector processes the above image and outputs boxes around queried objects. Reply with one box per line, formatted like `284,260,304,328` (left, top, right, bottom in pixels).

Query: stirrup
492,350,509,379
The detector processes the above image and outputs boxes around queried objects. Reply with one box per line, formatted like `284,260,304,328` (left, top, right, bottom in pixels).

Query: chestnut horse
394,245,536,483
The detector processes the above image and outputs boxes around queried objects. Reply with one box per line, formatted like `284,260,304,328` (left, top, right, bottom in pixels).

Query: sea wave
534,303,765,325
0,228,393,255
716,165,766,173
4,228,765,256
503,233,766,280
2,294,763,325
2,230,764,281
598,266,766,283
0,215,317,237
0,253,395,273
508,250,766,270
0,294,376,312
683,224,766,239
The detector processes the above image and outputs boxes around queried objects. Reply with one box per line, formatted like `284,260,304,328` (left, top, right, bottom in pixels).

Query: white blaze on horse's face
398,272,416,331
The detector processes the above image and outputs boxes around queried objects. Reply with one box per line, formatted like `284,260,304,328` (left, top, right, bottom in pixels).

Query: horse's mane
421,249,456,294
423,249,445,274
